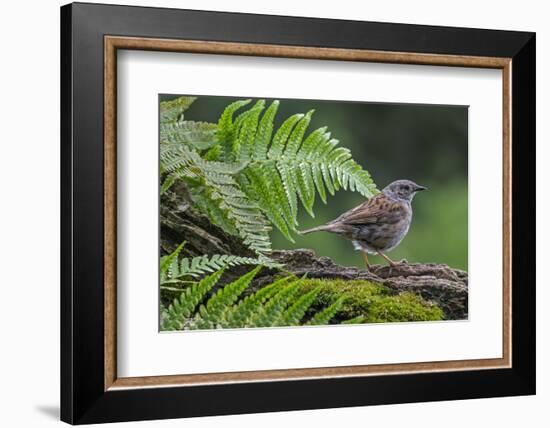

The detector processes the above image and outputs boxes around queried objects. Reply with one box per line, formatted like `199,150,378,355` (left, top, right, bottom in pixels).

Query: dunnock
299,179,427,269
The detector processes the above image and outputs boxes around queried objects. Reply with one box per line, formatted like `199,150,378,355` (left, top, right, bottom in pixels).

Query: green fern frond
248,281,301,327
161,270,373,331
218,100,378,237
268,113,304,159
160,242,185,284
217,99,252,159
244,167,293,242
233,100,265,162
176,254,264,279
276,162,298,221
161,145,246,176
187,185,239,236
160,174,177,195
204,144,222,161
160,96,197,123
277,286,320,326
285,110,313,156
161,269,224,331
161,242,268,287
221,275,293,328
159,98,378,254
161,120,218,150
161,145,272,254
253,100,279,160
191,266,262,329
307,296,346,326
160,144,195,174
294,161,316,217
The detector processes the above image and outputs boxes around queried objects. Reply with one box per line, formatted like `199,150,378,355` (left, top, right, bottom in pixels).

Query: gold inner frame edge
104,36,512,391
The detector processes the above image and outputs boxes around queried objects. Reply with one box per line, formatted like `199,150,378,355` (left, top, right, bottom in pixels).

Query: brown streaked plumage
299,179,427,269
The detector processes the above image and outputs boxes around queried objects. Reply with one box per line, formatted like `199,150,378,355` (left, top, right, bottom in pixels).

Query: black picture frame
61,2,535,424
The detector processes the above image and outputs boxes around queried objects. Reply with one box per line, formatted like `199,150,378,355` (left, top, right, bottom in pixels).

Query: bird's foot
377,251,397,267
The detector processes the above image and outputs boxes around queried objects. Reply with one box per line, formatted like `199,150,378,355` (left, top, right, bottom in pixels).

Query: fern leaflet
160,96,197,123
307,296,346,326
221,275,293,328
276,286,320,326
161,242,266,285
162,269,224,331
192,266,262,329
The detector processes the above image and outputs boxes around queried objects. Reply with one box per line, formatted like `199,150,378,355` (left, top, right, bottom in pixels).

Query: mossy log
261,249,468,320
161,186,468,320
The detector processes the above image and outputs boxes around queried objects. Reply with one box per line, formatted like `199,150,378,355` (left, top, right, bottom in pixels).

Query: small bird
299,179,427,269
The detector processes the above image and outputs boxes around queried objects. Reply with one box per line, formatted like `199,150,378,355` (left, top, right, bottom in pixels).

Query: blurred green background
161,94,468,271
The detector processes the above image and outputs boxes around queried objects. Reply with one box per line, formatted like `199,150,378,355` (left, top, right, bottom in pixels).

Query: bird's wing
332,194,404,225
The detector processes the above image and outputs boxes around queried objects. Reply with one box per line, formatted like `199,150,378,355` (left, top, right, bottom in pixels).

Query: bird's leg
361,251,371,270
377,251,397,267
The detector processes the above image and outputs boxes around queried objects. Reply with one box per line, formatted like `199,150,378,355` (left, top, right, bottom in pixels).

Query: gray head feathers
382,179,427,202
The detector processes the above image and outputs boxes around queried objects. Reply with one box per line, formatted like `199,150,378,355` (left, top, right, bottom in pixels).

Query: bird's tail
298,224,333,235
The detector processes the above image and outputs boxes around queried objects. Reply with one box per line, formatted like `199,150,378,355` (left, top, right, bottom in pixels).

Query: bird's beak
415,185,428,192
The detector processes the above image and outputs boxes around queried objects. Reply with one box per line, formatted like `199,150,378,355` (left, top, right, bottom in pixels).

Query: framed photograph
60,2,535,424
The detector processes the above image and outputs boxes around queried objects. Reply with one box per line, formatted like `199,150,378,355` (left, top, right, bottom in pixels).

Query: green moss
362,292,444,322
298,278,444,323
